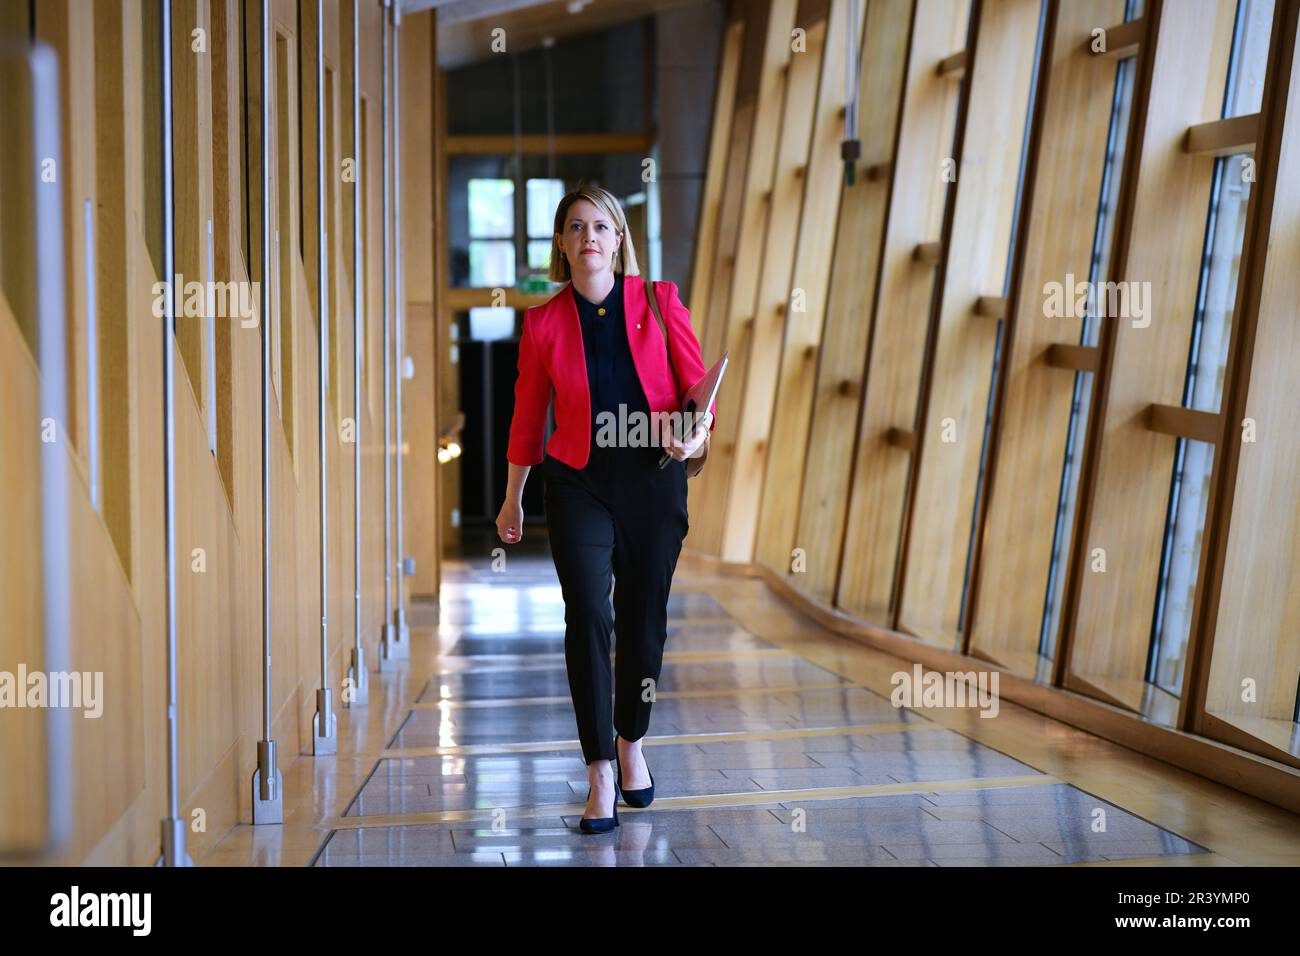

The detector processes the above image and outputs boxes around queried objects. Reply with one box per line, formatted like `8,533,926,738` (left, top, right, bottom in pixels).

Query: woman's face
556,198,622,279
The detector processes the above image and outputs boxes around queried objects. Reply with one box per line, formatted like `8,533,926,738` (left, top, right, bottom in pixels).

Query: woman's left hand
661,411,712,462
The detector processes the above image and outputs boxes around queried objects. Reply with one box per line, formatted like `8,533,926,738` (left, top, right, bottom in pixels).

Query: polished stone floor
309,533,1210,867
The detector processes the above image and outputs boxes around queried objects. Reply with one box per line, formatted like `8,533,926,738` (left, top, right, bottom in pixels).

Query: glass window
468,240,515,288
468,178,514,238
468,178,515,287
958,0,1049,638
1039,2,1141,661
451,158,648,288
527,240,553,271
525,177,565,276
1224,0,1273,118
526,178,564,239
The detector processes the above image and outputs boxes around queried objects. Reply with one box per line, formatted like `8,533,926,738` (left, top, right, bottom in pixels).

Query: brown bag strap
642,276,670,349
643,275,681,398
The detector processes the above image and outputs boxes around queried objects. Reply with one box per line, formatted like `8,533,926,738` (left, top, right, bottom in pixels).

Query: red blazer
507,277,718,470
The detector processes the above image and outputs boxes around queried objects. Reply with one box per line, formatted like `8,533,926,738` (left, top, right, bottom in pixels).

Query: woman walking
495,184,715,833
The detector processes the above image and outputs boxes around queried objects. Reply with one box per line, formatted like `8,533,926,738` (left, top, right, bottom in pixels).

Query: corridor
6,0,1300,884
197,531,1294,867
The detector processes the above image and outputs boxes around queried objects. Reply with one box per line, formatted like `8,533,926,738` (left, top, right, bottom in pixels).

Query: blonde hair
549,183,640,282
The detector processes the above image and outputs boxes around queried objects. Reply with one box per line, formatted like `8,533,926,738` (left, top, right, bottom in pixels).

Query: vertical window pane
526,239,552,272
468,178,514,238
469,239,515,287
1150,440,1215,692
1040,21,1140,660
958,0,1049,637
1224,0,1274,117
1148,0,1274,696
526,178,565,238
1187,154,1250,415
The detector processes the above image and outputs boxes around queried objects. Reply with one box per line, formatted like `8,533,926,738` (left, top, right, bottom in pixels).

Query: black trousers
541,446,689,765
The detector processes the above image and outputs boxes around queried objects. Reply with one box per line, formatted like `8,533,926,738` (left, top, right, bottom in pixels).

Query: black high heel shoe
615,735,656,809
578,763,620,834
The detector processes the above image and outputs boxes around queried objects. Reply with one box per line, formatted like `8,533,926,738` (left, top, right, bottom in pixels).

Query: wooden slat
700,0,774,392
937,49,967,78
1184,112,1259,155
1088,17,1145,60
1045,342,1101,371
912,240,942,264
444,132,653,155
433,46,458,556
974,295,1007,319
835,0,972,624
864,160,891,181
897,0,1044,646
722,0,852,563
770,0,913,591
885,427,918,451
400,15,438,598
687,17,744,315
41,0,98,462
95,0,139,578
272,24,301,456
211,0,243,506
300,0,322,323
1145,403,1221,443
687,0,797,558
0,306,48,851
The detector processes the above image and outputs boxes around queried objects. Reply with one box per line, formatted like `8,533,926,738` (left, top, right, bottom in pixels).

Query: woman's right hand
496,499,524,544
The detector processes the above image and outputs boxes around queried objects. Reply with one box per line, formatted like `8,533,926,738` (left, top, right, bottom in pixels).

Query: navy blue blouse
571,273,655,466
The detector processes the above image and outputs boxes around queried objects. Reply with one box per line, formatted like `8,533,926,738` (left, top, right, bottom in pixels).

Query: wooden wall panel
435,65,460,555
836,0,970,624
301,0,321,324
210,0,242,507
405,304,438,598
0,0,399,864
169,0,216,425
35,0,96,462
966,0,1125,673
0,302,50,850
897,0,1041,645
688,0,798,558
0,66,38,352
686,16,744,317
96,0,142,581
776,0,913,591
270,25,293,460
720,0,836,563
361,0,389,647
1,316,147,857
698,0,772,364
400,12,439,598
